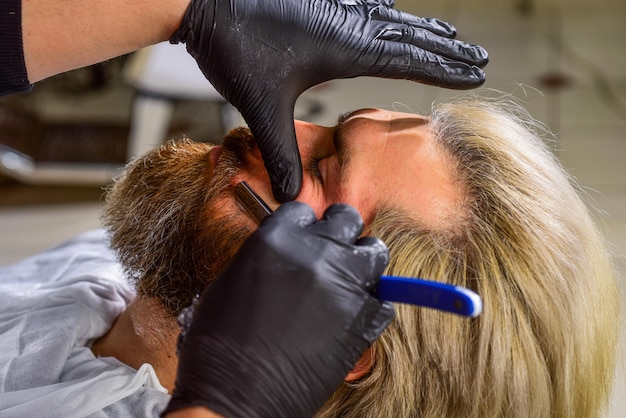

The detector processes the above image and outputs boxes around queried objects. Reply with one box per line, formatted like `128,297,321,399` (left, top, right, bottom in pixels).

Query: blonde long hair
315,97,621,417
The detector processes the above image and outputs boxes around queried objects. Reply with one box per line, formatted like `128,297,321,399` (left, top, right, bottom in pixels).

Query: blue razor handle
234,182,483,318
376,276,482,318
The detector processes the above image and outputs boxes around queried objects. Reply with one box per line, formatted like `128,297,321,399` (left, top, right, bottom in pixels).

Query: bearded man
1,98,620,418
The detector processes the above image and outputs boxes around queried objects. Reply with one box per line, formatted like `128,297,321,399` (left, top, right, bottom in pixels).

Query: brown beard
101,128,258,317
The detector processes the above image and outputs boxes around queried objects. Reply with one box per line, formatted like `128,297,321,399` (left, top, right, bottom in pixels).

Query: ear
345,347,375,382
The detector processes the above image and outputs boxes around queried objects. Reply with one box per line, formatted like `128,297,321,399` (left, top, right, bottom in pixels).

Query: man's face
105,108,462,316
215,108,461,230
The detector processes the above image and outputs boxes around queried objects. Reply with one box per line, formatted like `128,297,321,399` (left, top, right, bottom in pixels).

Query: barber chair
122,41,241,160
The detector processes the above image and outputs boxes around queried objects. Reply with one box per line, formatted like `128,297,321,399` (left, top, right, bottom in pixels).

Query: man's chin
104,135,256,317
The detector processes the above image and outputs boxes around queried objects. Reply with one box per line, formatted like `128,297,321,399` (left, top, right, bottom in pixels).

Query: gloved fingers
243,106,303,202
354,236,389,283
340,0,395,8
311,203,365,243
376,26,489,67
370,7,457,38
375,0,395,7
358,299,396,345
342,235,389,292
268,201,317,228
364,41,486,89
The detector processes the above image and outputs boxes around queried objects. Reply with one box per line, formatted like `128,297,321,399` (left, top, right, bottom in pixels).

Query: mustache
207,126,258,203
221,127,257,164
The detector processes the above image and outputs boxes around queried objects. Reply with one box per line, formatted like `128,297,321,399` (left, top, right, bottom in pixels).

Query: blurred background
1,0,624,415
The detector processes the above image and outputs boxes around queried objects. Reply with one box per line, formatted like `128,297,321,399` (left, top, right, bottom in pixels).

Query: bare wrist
163,0,193,40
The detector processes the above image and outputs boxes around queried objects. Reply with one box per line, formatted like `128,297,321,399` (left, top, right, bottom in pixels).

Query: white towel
0,230,169,417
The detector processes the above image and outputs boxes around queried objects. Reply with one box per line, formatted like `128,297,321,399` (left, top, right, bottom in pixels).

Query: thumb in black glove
171,0,489,202
162,202,394,418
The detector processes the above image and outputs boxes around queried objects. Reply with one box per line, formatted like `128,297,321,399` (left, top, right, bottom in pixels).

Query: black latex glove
171,0,489,202
163,202,394,418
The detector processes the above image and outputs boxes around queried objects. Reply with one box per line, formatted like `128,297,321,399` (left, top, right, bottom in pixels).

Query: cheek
234,162,330,219
328,173,379,226
231,149,275,200
294,180,330,220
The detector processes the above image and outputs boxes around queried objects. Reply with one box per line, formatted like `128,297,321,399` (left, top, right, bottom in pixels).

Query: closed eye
307,156,324,185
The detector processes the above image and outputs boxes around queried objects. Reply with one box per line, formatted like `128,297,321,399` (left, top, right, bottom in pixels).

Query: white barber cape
0,230,170,417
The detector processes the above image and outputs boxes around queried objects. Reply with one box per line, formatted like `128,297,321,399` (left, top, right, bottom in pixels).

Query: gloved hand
171,0,489,202
163,202,394,418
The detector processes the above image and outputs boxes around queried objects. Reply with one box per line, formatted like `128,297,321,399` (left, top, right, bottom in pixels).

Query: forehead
325,108,462,230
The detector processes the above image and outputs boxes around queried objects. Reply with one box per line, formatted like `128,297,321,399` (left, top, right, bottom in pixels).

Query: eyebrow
332,110,374,181
332,108,430,183
336,108,379,125
334,108,377,156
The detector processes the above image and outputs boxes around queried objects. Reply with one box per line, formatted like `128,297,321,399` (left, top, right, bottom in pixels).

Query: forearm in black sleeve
0,0,32,96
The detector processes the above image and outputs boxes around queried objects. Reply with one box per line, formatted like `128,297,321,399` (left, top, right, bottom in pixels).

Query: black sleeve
0,0,32,96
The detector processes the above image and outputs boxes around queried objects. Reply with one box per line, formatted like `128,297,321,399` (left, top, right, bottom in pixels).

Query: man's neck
91,296,180,392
